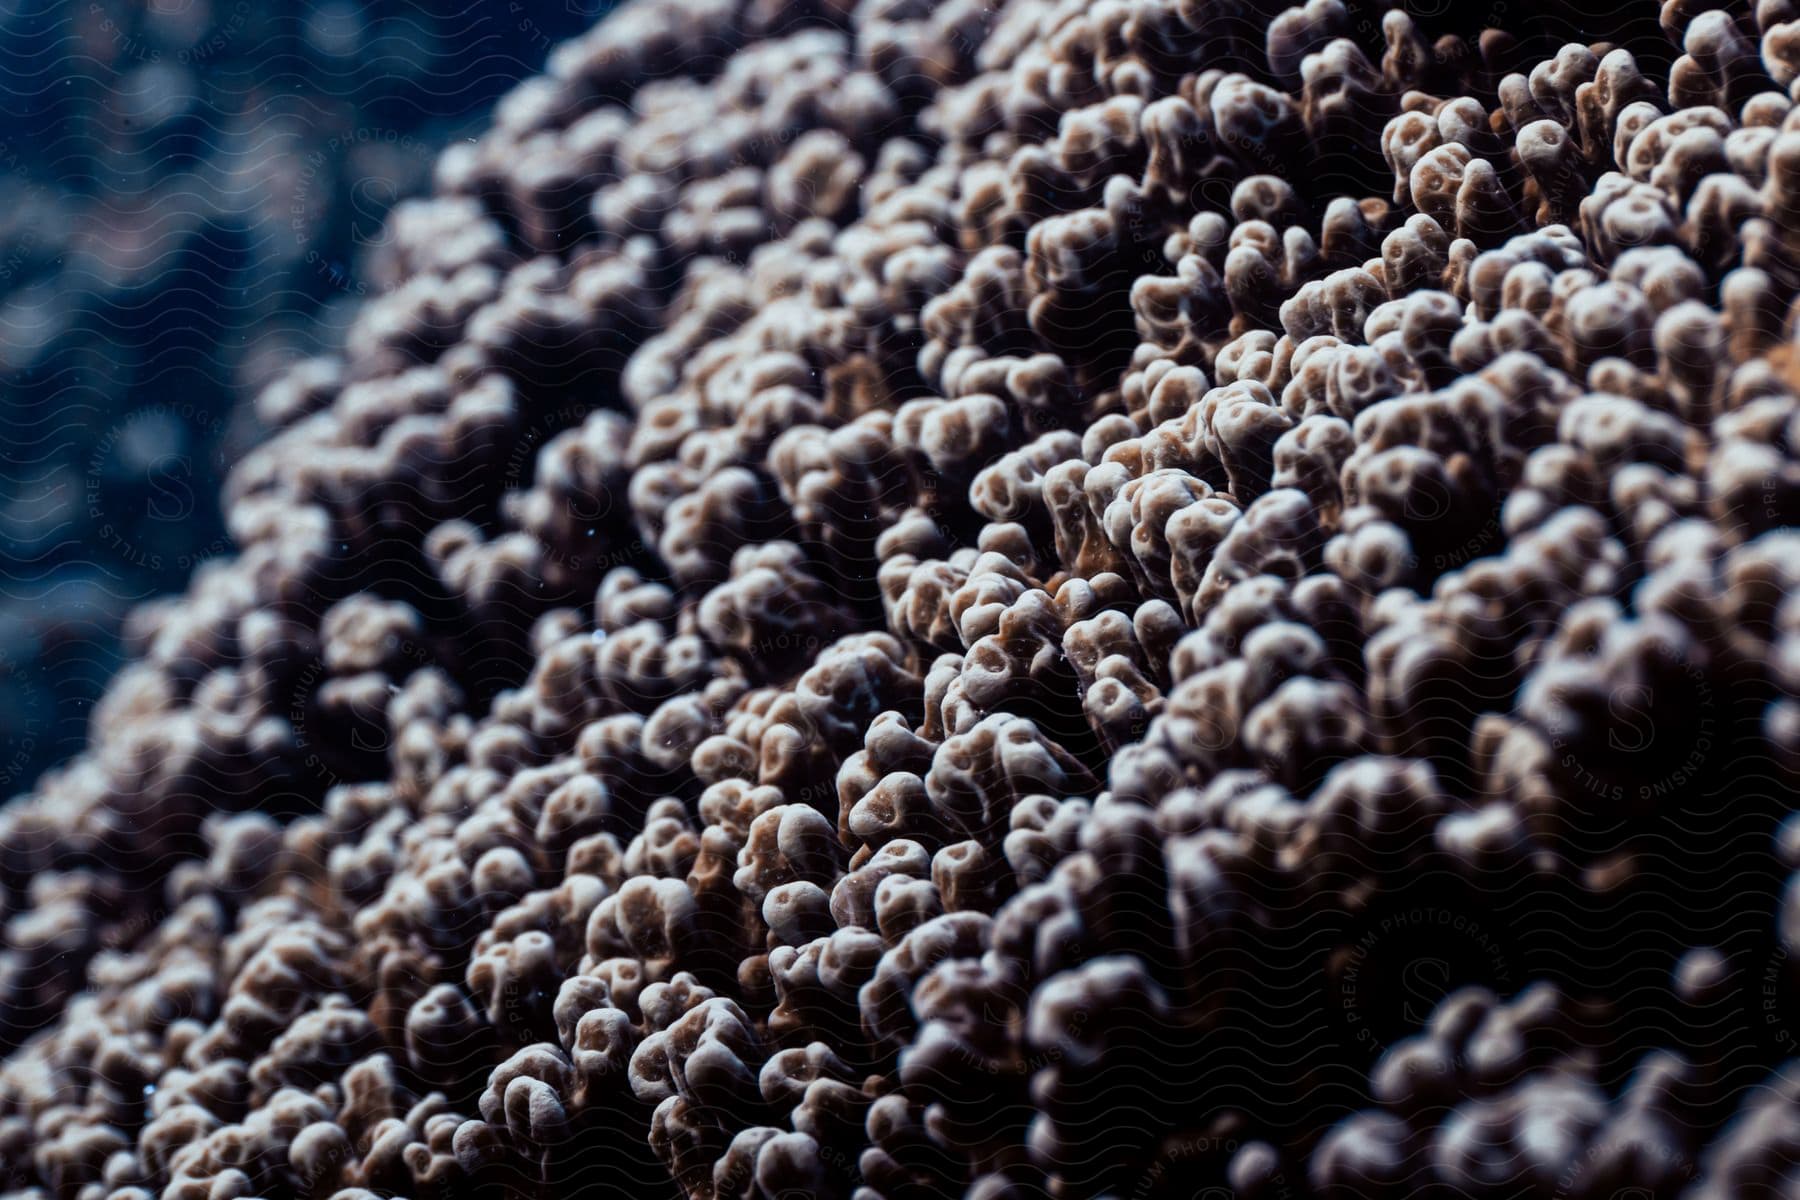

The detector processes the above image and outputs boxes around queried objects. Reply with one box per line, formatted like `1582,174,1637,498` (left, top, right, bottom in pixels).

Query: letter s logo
146,455,195,522
1401,956,1452,1027
350,723,392,754
1607,682,1657,754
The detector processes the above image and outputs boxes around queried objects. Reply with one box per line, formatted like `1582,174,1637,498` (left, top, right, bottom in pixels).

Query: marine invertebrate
3,0,1800,1197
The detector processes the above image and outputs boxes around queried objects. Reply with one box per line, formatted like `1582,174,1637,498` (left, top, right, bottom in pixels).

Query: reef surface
2,0,1800,1197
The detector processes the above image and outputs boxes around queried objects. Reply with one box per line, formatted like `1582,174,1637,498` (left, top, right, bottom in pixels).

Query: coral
3,0,1800,1198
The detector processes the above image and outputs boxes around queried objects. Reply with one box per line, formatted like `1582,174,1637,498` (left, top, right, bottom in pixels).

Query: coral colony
2,0,1800,1197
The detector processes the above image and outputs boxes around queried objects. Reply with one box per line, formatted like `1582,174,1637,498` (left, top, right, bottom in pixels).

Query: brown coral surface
3,0,1800,1197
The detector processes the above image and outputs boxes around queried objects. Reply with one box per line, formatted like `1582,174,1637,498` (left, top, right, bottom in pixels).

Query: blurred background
0,0,608,795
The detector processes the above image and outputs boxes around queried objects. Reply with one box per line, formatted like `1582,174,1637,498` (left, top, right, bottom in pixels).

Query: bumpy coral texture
5,0,1800,1196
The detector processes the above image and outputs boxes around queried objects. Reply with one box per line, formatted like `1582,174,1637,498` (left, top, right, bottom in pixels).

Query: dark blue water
0,0,608,795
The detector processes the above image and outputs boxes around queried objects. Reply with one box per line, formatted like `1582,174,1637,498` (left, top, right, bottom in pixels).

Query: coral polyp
2,0,1800,1197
